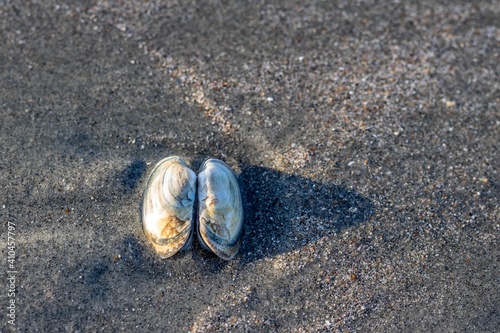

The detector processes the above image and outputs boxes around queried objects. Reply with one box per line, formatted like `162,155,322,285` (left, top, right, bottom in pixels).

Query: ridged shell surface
197,159,243,260
142,156,196,258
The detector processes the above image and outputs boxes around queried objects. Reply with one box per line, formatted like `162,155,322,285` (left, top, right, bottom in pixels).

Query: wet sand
1,1,498,332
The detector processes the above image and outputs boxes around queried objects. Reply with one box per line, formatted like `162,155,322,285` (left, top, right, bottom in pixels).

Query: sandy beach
1,0,498,331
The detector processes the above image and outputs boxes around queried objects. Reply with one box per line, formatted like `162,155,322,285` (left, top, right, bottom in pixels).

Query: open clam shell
197,159,243,260
142,156,196,258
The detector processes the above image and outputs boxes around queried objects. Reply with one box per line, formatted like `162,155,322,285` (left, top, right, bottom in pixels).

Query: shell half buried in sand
142,156,196,259
197,159,243,260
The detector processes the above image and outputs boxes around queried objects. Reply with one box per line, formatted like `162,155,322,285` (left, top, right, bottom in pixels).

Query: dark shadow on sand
238,165,374,263
118,160,147,193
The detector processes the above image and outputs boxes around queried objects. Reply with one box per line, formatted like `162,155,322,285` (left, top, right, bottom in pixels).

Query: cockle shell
142,156,196,258
197,159,243,260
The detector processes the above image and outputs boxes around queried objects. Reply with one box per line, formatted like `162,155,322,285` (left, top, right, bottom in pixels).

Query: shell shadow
238,165,374,264
118,160,147,194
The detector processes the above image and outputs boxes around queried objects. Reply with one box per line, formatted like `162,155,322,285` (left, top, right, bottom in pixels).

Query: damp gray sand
1,1,498,332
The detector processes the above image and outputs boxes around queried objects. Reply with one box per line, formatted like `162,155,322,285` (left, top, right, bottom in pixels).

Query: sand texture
1,1,498,332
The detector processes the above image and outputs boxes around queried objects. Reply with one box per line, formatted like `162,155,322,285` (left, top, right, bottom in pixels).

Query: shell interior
197,159,243,260
142,156,196,259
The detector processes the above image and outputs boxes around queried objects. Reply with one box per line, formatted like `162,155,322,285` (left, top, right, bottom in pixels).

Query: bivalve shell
197,159,243,260
142,156,196,258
